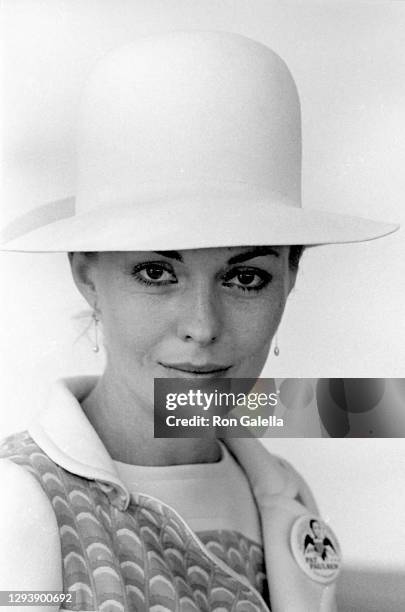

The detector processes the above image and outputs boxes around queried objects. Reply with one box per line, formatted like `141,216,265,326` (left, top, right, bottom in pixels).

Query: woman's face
312,521,322,539
71,246,295,406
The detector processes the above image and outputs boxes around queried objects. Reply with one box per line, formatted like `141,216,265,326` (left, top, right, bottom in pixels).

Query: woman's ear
68,252,98,307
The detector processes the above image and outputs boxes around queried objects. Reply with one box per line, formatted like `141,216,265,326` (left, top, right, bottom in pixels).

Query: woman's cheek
229,295,282,353
128,308,177,365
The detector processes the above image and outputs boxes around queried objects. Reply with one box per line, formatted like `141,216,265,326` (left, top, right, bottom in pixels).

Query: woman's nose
177,283,222,346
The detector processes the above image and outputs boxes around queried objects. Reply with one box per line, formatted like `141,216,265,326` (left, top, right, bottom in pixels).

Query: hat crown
76,31,302,212
2,30,396,251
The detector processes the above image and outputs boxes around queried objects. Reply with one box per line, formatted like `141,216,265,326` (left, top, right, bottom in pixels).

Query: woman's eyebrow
153,250,183,262
227,247,280,265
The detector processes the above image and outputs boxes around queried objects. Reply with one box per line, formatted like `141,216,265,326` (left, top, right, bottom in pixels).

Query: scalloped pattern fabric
1,432,270,611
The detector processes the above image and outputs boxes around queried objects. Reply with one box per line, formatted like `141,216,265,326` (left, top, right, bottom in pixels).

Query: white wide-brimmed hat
1,31,399,252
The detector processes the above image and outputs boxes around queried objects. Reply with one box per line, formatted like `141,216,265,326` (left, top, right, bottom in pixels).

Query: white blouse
114,440,262,544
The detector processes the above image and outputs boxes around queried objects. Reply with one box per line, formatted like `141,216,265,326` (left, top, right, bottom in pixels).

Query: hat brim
0,195,399,252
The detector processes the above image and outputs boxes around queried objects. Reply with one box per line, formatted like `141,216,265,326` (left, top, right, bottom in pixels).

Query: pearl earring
274,334,280,357
92,309,100,353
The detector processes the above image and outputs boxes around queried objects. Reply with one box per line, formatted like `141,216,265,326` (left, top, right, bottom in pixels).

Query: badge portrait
1,2,404,611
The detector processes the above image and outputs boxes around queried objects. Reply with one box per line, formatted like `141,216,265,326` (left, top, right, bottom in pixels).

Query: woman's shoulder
0,436,62,591
0,430,57,533
0,451,50,503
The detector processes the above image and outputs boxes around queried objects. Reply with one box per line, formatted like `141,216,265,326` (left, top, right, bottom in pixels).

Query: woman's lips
159,362,232,377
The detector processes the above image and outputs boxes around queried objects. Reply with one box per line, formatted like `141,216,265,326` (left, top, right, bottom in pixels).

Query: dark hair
79,245,305,270
82,252,99,259
288,245,304,271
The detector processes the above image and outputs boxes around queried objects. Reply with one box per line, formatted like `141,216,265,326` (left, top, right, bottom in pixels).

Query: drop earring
92,309,100,353
273,334,280,357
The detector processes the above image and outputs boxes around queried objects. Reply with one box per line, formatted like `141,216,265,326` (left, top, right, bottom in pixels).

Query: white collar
28,376,130,509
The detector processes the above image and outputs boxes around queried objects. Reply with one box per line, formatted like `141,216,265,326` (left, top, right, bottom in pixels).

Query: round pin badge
290,516,342,584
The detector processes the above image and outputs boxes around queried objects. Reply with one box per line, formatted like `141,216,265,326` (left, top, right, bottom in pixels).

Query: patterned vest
1,431,270,612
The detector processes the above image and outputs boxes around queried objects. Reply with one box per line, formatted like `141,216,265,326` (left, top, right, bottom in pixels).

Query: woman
0,31,397,611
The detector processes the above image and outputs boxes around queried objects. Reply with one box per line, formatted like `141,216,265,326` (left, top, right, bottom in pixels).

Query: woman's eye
223,268,271,292
131,263,177,286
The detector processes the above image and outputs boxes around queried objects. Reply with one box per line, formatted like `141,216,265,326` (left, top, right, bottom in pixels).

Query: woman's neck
81,372,221,466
